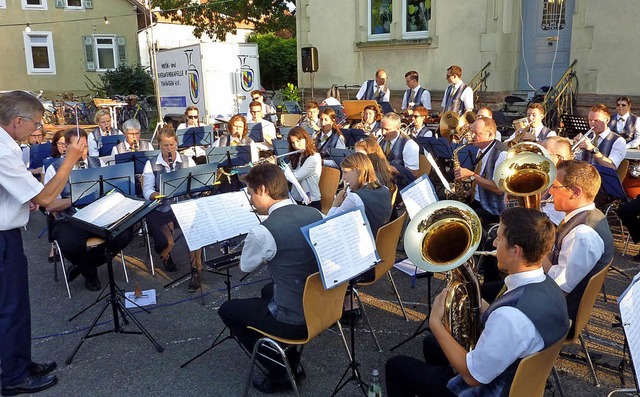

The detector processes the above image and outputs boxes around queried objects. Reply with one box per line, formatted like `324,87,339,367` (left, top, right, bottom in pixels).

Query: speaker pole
311,72,315,101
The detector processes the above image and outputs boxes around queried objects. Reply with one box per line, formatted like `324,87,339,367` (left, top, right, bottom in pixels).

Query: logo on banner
239,56,254,92
185,50,200,104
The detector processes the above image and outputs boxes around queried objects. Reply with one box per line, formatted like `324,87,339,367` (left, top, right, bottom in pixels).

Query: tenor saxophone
448,130,474,203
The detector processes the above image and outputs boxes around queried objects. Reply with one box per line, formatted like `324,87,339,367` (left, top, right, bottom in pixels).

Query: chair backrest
360,212,407,286
303,272,349,340
319,166,341,214
617,159,630,183
569,263,611,341
509,331,568,397
417,154,432,177
281,113,301,127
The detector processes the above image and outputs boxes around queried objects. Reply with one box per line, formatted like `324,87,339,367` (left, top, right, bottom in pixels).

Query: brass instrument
506,141,551,159
475,250,497,257
507,123,535,148
493,151,556,210
448,130,475,203
404,201,483,351
571,128,596,157
439,110,476,143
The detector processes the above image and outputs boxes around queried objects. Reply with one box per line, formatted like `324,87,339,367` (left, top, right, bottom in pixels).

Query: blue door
518,0,575,91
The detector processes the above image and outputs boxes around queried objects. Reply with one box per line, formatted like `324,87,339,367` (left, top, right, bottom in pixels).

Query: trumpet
571,128,596,155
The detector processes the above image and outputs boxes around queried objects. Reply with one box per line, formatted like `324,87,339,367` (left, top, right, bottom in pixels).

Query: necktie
409,89,416,104
384,140,392,156
231,140,239,146
374,86,381,98
593,134,600,148
495,284,508,300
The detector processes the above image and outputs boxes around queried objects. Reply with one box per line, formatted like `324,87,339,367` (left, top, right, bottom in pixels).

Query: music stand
28,142,52,169
247,122,264,142
328,148,354,168
596,164,628,201
176,125,214,148
159,163,218,199
278,126,294,138
69,162,135,207
99,135,125,157
455,145,478,170
115,150,161,175
611,273,640,395
272,139,290,156
425,137,454,160
206,146,252,168
42,157,57,174
380,102,394,114
64,199,164,364
342,129,367,147
561,114,590,140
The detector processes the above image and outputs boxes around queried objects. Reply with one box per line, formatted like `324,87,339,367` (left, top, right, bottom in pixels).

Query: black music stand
28,142,52,169
176,125,214,148
70,162,135,207
561,114,590,140
115,150,160,174
380,102,394,114
414,137,430,154
159,163,218,199
328,148,354,168
425,137,454,160
455,145,478,170
272,139,290,157
342,129,367,147
65,200,164,364
302,126,315,137
247,122,264,142
99,135,125,157
206,146,252,168
278,126,294,138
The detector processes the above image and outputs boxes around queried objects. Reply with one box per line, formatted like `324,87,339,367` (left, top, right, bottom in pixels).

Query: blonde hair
341,152,380,189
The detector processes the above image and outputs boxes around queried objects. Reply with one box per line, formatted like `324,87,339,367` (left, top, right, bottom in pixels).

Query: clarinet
168,152,174,171
131,139,138,152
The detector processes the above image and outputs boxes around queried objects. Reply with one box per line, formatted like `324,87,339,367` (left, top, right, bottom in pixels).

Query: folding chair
319,166,341,215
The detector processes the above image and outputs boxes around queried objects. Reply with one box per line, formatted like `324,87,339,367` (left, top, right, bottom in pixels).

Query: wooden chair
280,113,301,127
552,263,611,397
416,154,432,178
243,272,350,397
509,330,568,397
353,212,408,352
617,159,630,183
319,166,341,215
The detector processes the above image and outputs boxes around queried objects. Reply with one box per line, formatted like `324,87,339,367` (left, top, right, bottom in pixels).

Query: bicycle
117,94,149,131
52,92,96,125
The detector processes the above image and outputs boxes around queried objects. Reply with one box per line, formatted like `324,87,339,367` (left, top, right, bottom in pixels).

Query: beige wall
0,0,139,98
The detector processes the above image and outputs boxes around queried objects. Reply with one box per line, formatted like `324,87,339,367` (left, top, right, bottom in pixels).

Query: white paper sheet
400,174,438,219
73,192,144,227
124,289,157,308
281,163,311,204
425,149,452,193
619,272,640,384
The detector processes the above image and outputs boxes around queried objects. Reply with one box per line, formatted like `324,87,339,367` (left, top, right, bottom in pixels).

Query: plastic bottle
367,368,382,397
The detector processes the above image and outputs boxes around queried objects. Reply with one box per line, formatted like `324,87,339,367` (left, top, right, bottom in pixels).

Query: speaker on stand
301,46,318,100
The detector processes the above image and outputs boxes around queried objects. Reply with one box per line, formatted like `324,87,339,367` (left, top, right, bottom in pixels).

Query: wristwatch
469,175,476,182
590,147,600,154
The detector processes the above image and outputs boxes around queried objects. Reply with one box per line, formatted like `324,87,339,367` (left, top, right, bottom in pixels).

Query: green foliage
247,33,297,91
281,83,301,102
85,64,154,97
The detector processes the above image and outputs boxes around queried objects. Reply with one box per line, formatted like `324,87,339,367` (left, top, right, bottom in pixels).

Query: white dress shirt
547,203,605,293
401,85,432,110
440,81,474,112
592,128,627,169
326,190,365,218
356,80,391,102
384,135,420,171
0,127,44,229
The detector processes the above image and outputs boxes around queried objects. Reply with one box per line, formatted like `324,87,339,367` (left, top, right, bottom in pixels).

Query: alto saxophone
448,130,474,203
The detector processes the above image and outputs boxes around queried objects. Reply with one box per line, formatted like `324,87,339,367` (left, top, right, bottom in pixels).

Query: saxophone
448,129,474,203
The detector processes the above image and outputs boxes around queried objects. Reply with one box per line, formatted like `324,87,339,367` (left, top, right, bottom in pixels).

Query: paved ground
17,209,640,397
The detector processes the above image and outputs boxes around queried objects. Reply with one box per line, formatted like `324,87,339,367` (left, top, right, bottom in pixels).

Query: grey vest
537,126,553,142
404,87,426,110
580,130,620,164
549,208,613,322
353,186,392,237
150,153,187,212
91,127,121,148
477,140,507,216
363,80,388,103
218,134,253,147
444,83,469,114
261,205,323,325
113,140,153,154
609,113,638,143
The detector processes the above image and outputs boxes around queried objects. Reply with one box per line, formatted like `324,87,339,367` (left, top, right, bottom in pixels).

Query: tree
152,0,296,40
247,33,297,90
85,64,154,97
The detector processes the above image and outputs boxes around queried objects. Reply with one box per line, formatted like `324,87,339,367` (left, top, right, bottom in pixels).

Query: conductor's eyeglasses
21,116,43,130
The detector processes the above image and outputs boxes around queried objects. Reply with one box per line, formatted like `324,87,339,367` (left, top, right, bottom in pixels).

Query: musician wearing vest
577,104,627,170
455,118,507,225
248,90,277,123
87,109,122,157
506,103,556,144
218,164,323,394
356,69,391,103
542,160,613,326
386,208,569,397
297,101,321,133
351,104,381,136
248,101,277,151
176,106,207,164
401,70,432,114
314,107,346,164
609,96,640,148
476,107,502,141
410,106,435,138
379,112,420,190
44,129,128,293
212,114,258,160
21,128,46,178
287,127,322,210
441,65,474,115
111,119,154,155
142,126,202,290
540,136,574,225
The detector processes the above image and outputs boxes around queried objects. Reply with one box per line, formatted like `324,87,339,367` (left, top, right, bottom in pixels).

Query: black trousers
617,197,640,243
385,334,456,397
0,229,32,387
145,209,202,269
218,283,307,377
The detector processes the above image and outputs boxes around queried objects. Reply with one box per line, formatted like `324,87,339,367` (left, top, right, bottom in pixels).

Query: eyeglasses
187,115,199,119
56,142,67,148
252,97,261,100
126,132,141,136
549,184,573,190
30,133,43,138
617,103,628,107
21,116,43,130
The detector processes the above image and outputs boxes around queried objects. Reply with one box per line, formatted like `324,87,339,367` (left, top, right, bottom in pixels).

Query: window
22,0,47,10
83,35,127,72
66,0,83,9
23,32,56,75
0,0,6,9
368,0,393,41
402,0,430,39
541,0,566,30
95,36,117,70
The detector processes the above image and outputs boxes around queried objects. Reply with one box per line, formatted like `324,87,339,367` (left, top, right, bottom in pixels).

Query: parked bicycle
117,94,149,131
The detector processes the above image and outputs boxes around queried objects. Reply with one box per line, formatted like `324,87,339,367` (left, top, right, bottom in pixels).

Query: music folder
618,272,640,389
28,142,52,169
247,122,264,142
400,174,439,219
300,207,380,289
595,164,628,201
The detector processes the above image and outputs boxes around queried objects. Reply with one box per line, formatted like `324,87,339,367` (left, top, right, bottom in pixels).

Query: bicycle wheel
42,110,56,125
118,106,135,129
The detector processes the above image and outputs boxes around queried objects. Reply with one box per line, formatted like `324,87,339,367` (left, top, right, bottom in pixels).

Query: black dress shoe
1,374,57,396
162,256,177,272
251,365,305,394
187,272,201,292
28,361,57,377
66,265,82,282
85,278,101,291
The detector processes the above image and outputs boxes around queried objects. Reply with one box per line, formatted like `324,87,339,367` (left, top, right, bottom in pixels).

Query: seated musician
248,90,277,123
286,127,322,211
575,104,627,170
356,69,390,104
297,101,321,134
351,104,381,136
386,207,569,397
541,136,573,225
379,112,420,190
354,137,397,195
410,106,434,138
314,107,346,163
111,119,154,155
142,125,203,291
21,128,46,178
505,103,556,144
476,106,502,141
248,101,277,151
44,129,130,291
609,96,640,149
218,163,323,394
455,117,507,226
176,106,207,164
401,70,432,114
88,109,122,157
542,160,614,326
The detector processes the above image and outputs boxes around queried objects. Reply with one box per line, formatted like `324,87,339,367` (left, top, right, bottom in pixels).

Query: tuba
404,200,483,351
493,151,556,210
439,110,476,143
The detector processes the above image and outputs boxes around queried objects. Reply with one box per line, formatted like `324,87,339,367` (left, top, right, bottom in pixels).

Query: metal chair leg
353,288,382,352
143,220,155,275
387,270,409,321
53,241,71,298
243,337,300,397
579,332,601,387
552,366,566,397
623,233,631,256
120,251,129,283
336,321,353,362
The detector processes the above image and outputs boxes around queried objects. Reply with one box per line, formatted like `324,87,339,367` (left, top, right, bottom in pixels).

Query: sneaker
188,272,201,292
163,256,177,272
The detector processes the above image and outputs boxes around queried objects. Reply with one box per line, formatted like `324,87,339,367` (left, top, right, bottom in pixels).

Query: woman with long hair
314,107,346,160
354,137,396,194
352,104,381,136
287,127,323,210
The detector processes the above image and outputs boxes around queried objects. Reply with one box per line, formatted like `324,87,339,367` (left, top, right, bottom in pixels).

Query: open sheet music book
301,207,379,289
171,191,260,250
618,272,640,386
400,174,439,219
72,191,145,228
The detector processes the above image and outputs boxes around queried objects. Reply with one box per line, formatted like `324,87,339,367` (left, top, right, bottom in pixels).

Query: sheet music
302,207,379,289
73,192,144,227
281,163,311,205
171,191,259,250
619,272,640,384
425,149,452,193
400,174,439,219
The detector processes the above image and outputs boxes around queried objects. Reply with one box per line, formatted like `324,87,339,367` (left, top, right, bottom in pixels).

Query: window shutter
117,36,127,66
83,36,96,71
55,0,65,8
84,0,93,9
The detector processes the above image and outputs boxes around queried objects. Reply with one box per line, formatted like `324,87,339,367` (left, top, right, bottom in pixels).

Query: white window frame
93,34,118,72
401,0,429,39
23,31,56,75
0,0,7,10
367,0,392,41
21,0,48,10
65,0,84,10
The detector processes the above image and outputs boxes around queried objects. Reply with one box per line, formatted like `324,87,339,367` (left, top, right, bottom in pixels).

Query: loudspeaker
301,46,318,73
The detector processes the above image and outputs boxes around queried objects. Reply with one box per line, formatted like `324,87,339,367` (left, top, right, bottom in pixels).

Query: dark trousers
617,197,640,243
385,334,456,397
146,209,177,261
218,283,307,377
470,200,500,227
0,229,32,387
